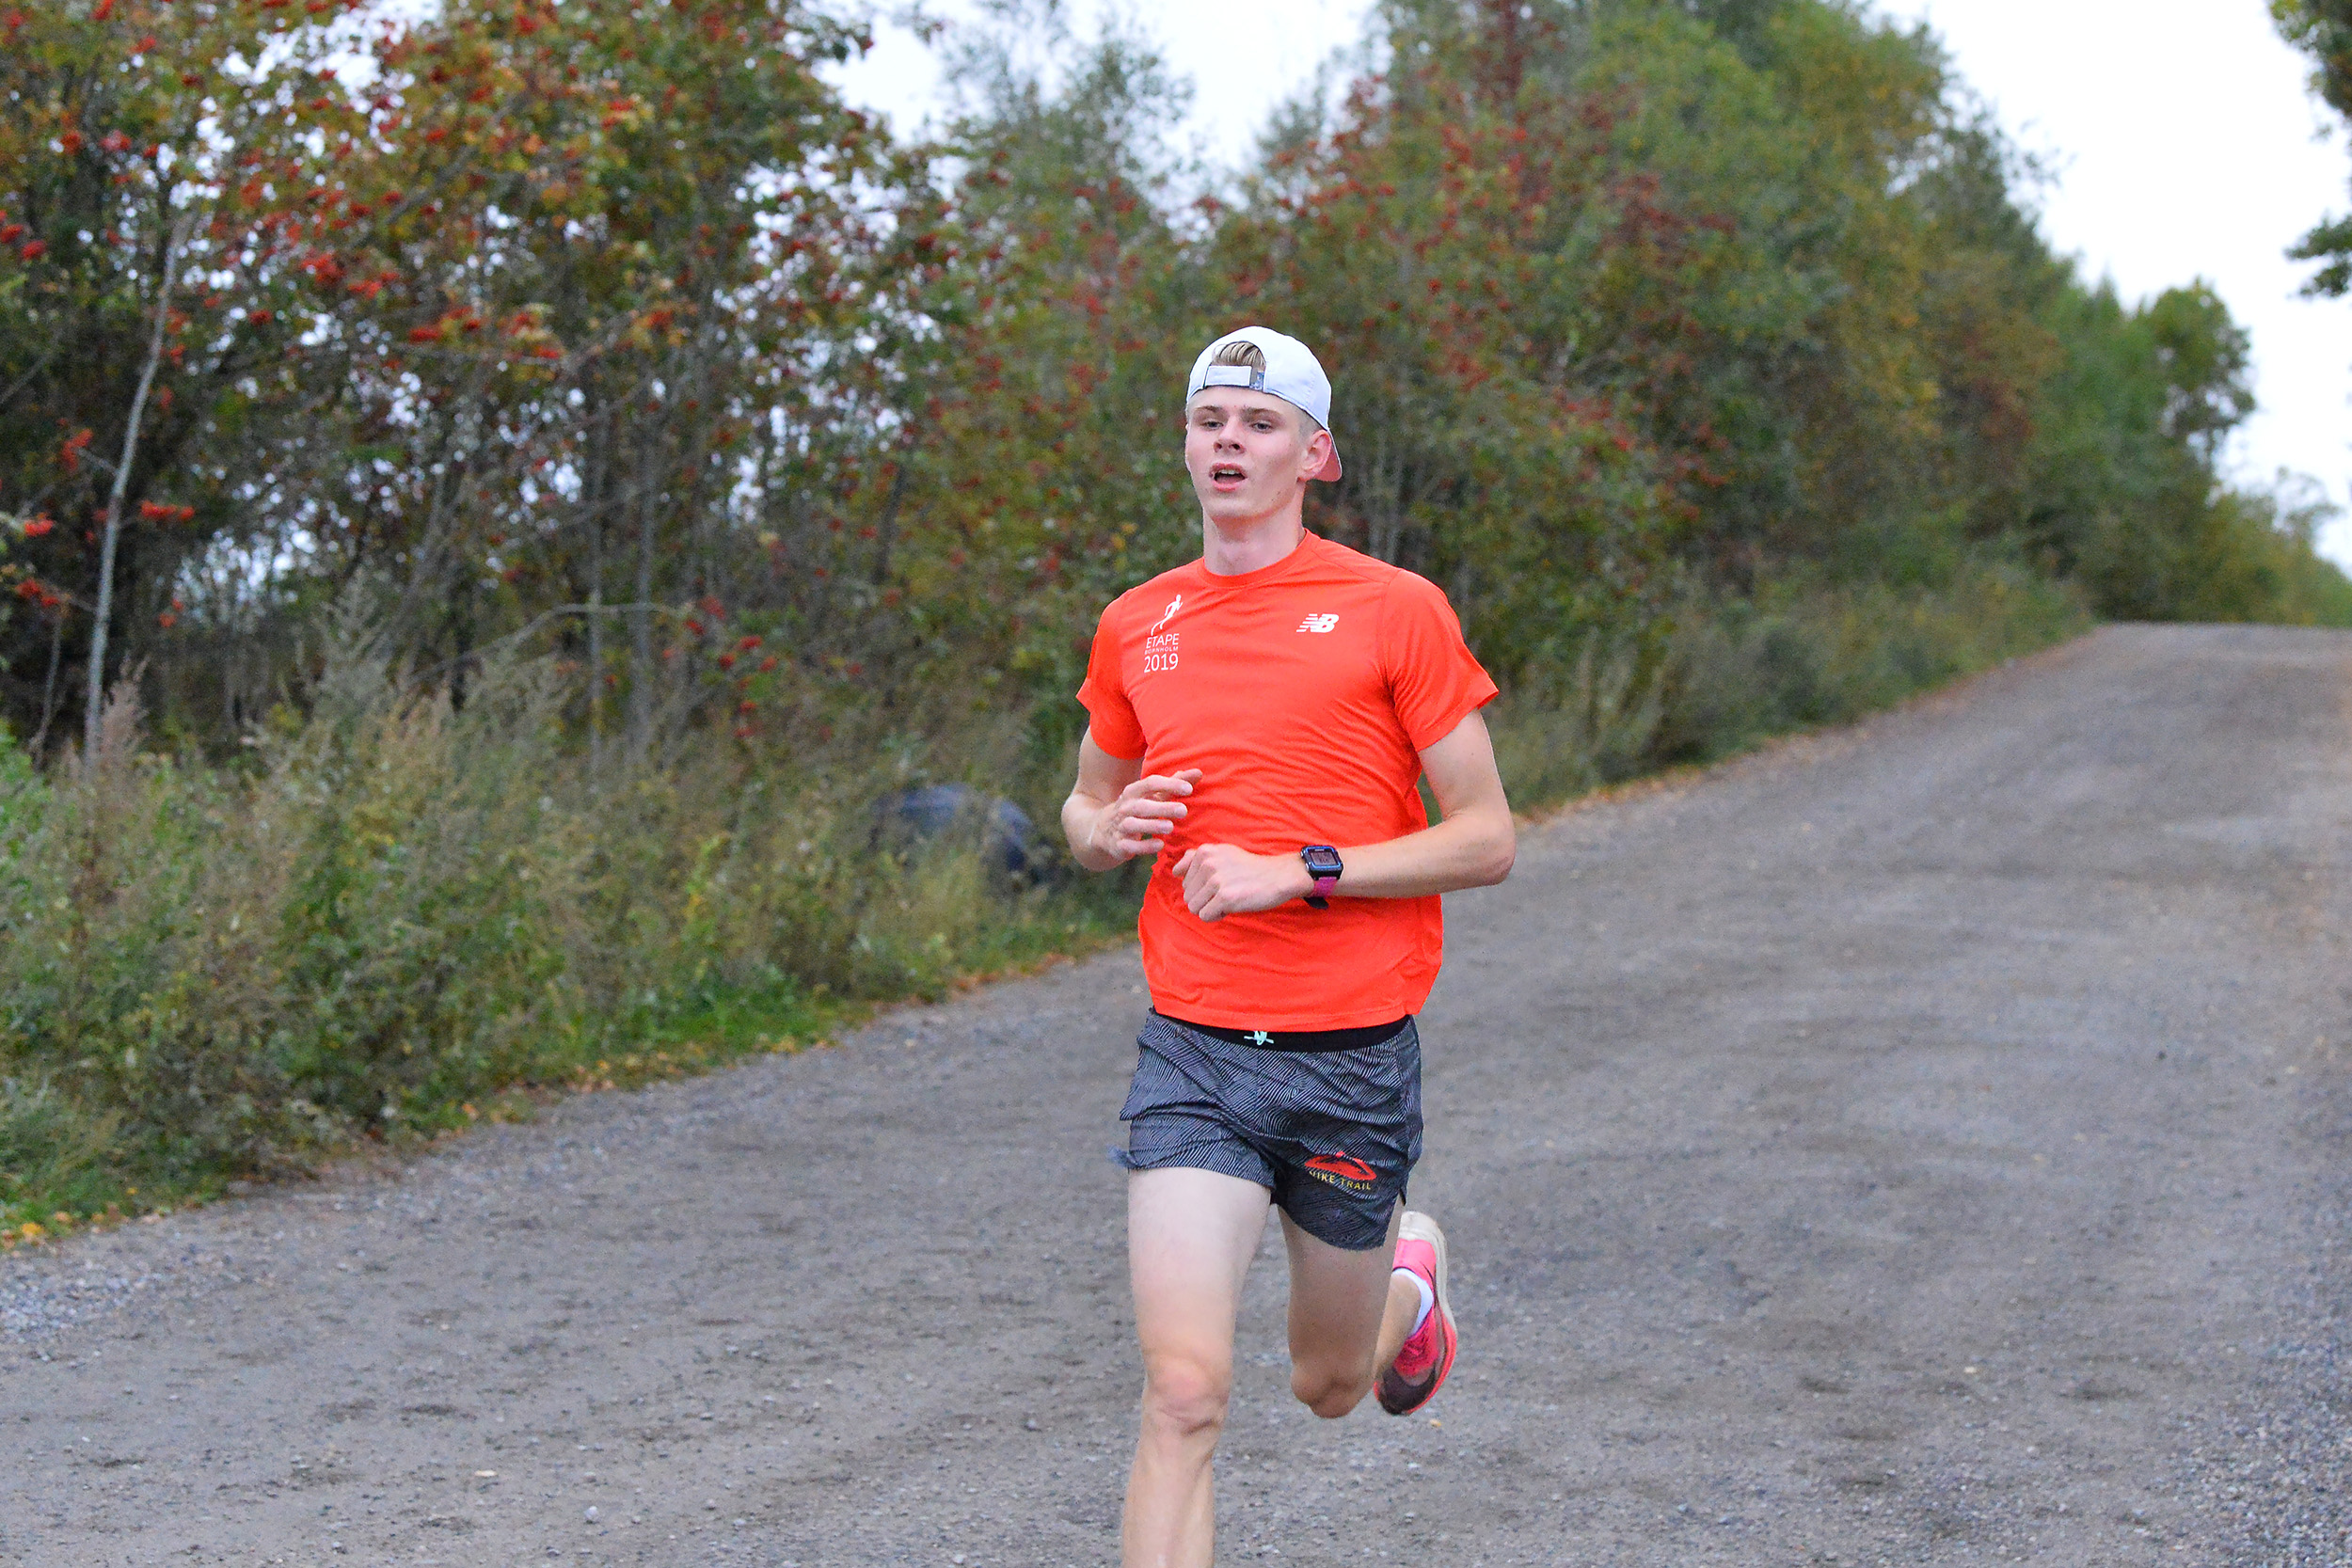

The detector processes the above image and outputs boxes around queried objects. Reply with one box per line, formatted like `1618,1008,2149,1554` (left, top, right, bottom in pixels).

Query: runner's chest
1122,591,1395,755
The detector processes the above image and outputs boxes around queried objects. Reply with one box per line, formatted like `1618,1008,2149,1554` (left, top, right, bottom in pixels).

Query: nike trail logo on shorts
1303,1151,1379,1192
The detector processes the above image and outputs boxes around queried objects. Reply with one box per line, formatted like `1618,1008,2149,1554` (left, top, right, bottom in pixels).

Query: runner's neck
1200,511,1309,578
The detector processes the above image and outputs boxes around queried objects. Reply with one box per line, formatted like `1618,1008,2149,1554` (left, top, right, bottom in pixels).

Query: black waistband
1154,1011,1411,1054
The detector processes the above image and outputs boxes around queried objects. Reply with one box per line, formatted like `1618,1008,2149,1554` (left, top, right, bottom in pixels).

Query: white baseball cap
1185,325,1343,483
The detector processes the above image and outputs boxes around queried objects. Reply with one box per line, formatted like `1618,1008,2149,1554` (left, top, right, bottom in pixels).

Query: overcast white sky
833,1,2352,568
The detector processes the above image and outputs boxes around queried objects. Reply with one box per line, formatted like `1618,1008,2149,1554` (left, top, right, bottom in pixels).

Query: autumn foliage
1,0,2344,756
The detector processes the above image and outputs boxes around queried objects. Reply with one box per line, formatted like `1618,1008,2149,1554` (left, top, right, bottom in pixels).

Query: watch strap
1301,845,1342,910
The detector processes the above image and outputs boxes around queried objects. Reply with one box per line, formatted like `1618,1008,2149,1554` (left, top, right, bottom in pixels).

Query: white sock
1396,1268,1434,1337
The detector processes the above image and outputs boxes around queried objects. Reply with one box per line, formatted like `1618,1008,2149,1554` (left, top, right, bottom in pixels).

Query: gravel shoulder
6,623,2350,1567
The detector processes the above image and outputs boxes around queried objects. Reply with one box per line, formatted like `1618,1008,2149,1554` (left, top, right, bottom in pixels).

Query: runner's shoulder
1306,535,1457,612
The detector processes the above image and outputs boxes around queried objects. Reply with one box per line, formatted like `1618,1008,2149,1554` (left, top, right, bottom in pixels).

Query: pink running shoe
1376,1211,1455,1416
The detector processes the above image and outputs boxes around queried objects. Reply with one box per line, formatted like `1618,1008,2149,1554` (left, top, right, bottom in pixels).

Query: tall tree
106,0,939,756
0,0,345,748
892,6,1211,753
2273,0,2352,294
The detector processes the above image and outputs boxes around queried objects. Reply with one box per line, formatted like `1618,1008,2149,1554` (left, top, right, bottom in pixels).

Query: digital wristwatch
1299,845,1343,909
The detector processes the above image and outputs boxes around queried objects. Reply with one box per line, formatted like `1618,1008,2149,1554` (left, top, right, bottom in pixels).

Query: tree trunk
627,429,658,768
32,610,65,753
86,220,183,758
584,432,607,784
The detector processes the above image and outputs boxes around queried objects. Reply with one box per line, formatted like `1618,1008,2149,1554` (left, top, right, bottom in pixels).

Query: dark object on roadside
874,784,1056,884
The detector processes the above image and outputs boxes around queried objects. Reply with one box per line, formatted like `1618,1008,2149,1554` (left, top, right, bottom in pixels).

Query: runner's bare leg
1124,1166,1271,1568
1279,1205,1422,1416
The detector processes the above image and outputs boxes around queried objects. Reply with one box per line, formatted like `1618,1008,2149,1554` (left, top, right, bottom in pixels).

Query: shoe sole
1387,1211,1454,1413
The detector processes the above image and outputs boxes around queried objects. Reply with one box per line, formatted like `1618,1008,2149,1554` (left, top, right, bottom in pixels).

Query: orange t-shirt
1077,532,1499,1029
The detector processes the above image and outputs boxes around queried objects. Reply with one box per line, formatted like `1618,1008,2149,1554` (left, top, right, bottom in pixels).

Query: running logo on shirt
1303,1151,1379,1193
1142,594,1185,675
1296,613,1340,633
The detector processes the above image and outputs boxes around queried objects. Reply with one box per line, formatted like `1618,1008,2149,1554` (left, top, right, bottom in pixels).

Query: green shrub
1486,549,2090,791
0,637,1130,1232
1651,555,2090,762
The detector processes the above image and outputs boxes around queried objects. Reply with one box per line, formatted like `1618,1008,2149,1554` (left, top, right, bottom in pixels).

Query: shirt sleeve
1380,571,1500,751
1076,598,1147,760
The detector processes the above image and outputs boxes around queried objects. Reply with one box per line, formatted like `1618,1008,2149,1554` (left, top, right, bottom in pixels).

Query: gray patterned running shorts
1112,1011,1423,1251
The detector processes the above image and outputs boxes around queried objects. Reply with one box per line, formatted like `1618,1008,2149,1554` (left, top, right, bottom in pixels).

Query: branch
0,343,61,417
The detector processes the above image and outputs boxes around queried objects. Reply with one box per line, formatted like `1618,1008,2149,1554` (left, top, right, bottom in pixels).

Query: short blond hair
1206,340,1326,438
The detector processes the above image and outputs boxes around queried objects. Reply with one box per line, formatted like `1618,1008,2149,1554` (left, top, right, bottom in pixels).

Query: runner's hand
1170,844,1311,922
1092,768,1202,863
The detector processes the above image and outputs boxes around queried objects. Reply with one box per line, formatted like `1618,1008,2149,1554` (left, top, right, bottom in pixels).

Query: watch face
1303,847,1343,875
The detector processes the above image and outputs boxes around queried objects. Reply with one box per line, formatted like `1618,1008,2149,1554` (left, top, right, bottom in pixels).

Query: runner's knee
1290,1361,1372,1419
1140,1356,1232,1441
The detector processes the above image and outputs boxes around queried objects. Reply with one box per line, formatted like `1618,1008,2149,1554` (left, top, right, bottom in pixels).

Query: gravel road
6,623,2351,1568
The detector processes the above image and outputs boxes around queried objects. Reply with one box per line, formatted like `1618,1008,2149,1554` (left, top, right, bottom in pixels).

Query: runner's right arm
1062,730,1202,873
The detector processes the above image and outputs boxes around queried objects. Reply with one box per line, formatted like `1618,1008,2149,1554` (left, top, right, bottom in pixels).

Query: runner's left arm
1171,710,1514,920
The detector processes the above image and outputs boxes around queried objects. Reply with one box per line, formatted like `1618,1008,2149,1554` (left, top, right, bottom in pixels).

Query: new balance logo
1296,613,1339,633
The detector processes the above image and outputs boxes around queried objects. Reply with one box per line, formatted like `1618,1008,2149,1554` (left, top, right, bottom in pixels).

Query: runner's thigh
1279,1202,1400,1375
1128,1166,1273,1372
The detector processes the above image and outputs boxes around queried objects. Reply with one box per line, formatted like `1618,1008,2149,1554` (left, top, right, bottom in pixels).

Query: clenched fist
1170,843,1315,922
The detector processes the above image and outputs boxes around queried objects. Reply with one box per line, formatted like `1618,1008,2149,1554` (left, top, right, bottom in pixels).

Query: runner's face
1184,389,1323,525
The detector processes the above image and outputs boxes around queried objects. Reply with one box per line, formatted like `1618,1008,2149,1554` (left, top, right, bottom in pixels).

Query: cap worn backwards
1185,325,1343,483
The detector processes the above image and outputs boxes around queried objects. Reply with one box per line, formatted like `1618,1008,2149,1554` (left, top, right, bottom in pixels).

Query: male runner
1061,325,1516,1568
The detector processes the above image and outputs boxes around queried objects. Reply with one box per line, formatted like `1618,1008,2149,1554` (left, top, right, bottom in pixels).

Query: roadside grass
0,552,2086,1250
1487,551,2092,800
0,890,1143,1251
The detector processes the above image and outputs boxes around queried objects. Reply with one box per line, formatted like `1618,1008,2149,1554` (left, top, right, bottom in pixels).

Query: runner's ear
1309,427,1342,483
